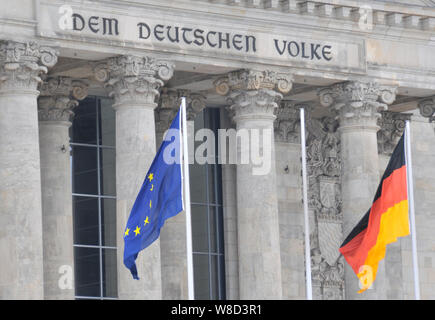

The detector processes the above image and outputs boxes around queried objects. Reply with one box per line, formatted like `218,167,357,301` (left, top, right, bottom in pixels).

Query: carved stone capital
418,96,435,122
38,76,88,122
0,40,58,92
155,88,206,133
214,69,293,96
274,101,301,143
214,69,293,123
377,111,411,155
94,55,175,107
229,88,282,122
318,81,397,128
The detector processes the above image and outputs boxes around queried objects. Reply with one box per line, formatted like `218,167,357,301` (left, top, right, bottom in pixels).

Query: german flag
339,133,410,293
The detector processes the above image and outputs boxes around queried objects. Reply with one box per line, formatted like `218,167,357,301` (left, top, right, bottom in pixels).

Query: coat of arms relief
306,115,345,300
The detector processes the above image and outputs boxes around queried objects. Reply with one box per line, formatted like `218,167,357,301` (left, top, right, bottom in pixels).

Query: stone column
377,111,411,300
38,77,88,299
94,55,174,299
318,81,397,299
156,89,205,299
0,40,58,299
215,69,293,299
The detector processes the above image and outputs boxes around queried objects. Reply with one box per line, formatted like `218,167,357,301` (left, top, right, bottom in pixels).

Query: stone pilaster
38,76,88,300
0,40,58,299
156,88,206,299
318,81,397,300
214,69,293,299
94,55,174,299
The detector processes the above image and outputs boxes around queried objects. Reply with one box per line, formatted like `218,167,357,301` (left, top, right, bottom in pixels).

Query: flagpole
181,97,195,300
405,120,421,300
300,107,313,300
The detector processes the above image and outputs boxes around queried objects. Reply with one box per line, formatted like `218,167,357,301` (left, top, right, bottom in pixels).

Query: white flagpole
405,120,421,300
300,107,313,300
181,97,195,300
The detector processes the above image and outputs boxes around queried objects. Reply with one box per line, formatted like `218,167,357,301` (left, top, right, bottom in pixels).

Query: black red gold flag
339,133,410,293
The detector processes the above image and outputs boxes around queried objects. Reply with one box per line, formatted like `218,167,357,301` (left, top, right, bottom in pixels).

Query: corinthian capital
274,101,301,143
377,111,411,155
214,69,293,96
0,40,58,91
317,81,397,127
418,96,435,122
156,88,206,134
38,76,88,122
94,55,174,107
214,69,293,122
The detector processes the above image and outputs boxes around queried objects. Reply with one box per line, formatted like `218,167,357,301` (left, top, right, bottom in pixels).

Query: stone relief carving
306,113,345,300
377,111,411,155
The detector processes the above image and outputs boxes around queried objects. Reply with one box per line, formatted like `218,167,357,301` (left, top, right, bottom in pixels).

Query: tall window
71,96,117,299
190,108,226,300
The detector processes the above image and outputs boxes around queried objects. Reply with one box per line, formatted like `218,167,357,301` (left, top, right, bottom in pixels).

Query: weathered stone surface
215,69,292,299
95,54,174,299
38,76,88,300
0,40,58,299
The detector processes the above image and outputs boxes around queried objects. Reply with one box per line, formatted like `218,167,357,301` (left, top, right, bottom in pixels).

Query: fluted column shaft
0,40,58,299
95,55,174,299
38,77,88,299
318,81,397,300
215,69,293,299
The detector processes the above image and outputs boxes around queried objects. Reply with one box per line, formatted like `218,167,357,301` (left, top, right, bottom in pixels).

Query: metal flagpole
300,107,313,300
181,97,195,300
405,120,421,300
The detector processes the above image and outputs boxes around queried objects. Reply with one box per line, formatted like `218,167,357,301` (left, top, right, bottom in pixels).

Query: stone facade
0,0,435,300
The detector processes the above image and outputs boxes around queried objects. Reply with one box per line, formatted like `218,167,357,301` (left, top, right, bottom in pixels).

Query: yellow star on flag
144,216,149,226
150,184,154,191
134,226,141,236
124,228,130,237
148,173,154,182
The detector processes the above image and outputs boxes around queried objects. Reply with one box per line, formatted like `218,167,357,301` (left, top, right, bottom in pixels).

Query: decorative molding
38,76,89,122
94,55,175,107
418,96,435,122
201,0,435,32
318,81,397,127
0,40,58,91
377,111,411,155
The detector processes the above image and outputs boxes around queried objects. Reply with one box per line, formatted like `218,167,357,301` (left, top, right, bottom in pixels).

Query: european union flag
123,108,184,280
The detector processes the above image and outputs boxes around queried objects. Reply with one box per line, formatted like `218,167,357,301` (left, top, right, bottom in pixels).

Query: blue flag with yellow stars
123,108,184,280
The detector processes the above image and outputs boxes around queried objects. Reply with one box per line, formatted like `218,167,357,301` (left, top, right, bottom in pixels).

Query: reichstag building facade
0,0,434,300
